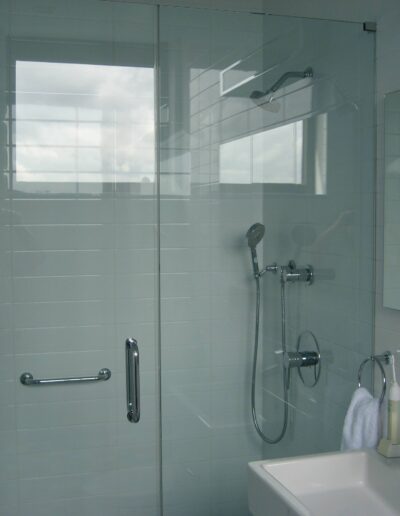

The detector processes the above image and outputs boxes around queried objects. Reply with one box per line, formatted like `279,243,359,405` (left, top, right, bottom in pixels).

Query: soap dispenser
378,354,400,457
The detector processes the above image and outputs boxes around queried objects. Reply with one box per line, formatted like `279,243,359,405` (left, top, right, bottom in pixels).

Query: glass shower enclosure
0,1,374,515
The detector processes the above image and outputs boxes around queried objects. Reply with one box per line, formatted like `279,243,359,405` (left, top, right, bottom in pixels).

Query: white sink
248,449,400,516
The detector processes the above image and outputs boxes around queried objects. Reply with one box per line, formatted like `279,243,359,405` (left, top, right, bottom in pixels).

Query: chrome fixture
246,222,265,248
246,223,278,279
126,338,140,423
246,223,265,278
284,333,321,389
258,263,279,277
20,368,111,386
246,223,317,444
358,351,391,405
281,260,314,285
284,351,319,369
250,67,313,100
248,223,289,444
295,330,321,388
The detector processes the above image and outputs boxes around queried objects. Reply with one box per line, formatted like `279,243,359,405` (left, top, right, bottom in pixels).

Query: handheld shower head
246,223,265,248
246,223,265,278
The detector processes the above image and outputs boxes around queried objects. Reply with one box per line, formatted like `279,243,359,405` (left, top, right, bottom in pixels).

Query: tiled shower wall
158,7,375,516
159,8,265,516
261,17,375,457
375,1,400,381
0,2,377,516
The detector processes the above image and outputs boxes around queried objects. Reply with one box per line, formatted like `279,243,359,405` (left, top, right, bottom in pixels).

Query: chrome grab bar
126,337,140,423
20,368,111,386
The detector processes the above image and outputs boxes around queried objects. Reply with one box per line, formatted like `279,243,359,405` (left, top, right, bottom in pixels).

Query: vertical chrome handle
125,338,140,423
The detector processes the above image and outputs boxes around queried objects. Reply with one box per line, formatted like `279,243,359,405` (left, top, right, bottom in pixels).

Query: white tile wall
159,6,265,515
375,0,400,395
0,0,383,514
160,4,373,514
260,16,375,458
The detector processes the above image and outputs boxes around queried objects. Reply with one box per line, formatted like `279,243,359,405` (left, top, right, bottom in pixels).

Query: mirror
384,90,400,309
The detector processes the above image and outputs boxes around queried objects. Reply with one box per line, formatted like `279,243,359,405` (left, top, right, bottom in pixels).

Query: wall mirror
384,90,400,309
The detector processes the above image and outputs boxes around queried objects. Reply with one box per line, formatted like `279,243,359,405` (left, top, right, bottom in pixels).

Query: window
15,60,155,188
220,120,304,185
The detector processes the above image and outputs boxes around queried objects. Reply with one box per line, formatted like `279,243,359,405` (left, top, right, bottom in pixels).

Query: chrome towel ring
357,351,391,405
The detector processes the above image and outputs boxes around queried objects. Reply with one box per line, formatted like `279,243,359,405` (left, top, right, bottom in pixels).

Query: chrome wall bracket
258,262,278,277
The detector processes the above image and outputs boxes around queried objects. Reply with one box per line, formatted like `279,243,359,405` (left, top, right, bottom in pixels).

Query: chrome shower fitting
246,222,317,444
283,351,319,369
250,67,314,100
258,263,279,278
283,349,320,390
280,260,313,285
246,223,279,279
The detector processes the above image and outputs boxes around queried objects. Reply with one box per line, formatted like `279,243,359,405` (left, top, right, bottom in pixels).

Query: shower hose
251,275,289,444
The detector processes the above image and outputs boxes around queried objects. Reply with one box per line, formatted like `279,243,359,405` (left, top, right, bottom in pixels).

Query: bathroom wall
159,8,266,515
374,0,400,381
115,0,400,395
159,8,376,516
263,0,381,23
258,17,375,457
107,0,381,22
0,1,392,515
135,0,264,12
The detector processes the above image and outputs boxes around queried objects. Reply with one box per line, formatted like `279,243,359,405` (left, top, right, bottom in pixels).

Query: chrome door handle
125,338,140,423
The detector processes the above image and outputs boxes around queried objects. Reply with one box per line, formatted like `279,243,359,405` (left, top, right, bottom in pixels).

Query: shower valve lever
284,351,319,369
281,260,313,285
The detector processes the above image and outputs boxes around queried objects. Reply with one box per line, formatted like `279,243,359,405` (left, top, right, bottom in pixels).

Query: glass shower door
0,2,161,515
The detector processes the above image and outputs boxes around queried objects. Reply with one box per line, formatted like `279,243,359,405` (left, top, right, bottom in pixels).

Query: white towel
341,387,381,451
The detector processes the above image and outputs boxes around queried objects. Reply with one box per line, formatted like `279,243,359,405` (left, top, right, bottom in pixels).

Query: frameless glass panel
0,1,160,515
0,2,376,515
159,7,266,516
260,16,375,460
159,7,375,516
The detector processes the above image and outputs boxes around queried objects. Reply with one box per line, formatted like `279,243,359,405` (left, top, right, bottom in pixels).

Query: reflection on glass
15,60,154,187
220,59,258,96
384,91,400,309
220,121,303,184
314,113,327,195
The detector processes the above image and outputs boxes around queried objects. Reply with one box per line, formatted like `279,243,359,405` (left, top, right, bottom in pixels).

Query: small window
220,120,304,185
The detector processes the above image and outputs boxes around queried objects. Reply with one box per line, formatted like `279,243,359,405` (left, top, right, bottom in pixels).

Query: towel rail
20,368,111,386
357,351,391,404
